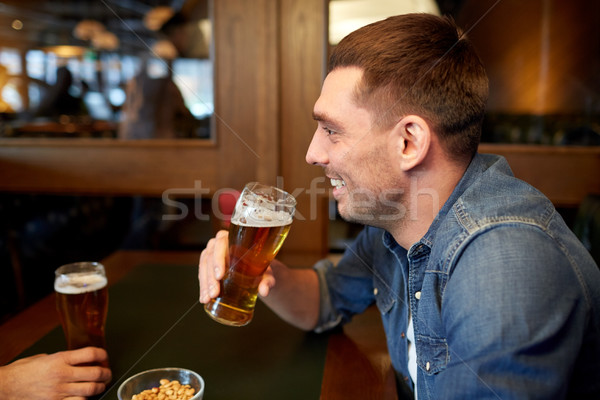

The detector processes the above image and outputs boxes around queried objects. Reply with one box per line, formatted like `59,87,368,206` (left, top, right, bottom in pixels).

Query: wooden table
0,251,397,399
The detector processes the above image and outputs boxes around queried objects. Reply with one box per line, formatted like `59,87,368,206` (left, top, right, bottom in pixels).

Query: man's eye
322,127,335,135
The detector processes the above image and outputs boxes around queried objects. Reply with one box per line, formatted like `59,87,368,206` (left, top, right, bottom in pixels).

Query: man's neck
389,161,466,250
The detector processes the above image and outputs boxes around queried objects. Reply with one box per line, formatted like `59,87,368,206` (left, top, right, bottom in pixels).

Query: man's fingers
61,347,108,367
199,230,229,303
258,266,276,298
63,381,107,398
199,239,215,303
213,230,229,280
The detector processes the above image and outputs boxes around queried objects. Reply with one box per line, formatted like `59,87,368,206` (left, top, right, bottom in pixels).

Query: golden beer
54,262,108,349
205,183,296,326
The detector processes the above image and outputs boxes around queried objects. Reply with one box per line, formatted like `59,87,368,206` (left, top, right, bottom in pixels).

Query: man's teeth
330,178,346,189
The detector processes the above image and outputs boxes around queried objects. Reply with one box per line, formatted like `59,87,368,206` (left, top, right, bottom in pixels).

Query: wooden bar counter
0,250,397,399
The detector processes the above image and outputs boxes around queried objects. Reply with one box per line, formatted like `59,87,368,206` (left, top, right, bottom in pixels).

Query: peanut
131,378,196,400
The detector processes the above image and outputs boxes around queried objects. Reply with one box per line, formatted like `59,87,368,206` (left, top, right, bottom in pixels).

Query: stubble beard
336,185,408,231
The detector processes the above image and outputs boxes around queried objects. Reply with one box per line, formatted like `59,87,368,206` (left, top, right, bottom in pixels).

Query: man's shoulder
454,153,556,231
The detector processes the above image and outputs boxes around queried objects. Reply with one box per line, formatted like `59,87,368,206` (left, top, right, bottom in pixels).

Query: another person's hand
0,346,111,400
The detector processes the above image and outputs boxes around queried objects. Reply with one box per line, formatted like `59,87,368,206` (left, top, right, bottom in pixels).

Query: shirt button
426,362,430,371
415,291,421,300
373,288,378,295
400,332,406,338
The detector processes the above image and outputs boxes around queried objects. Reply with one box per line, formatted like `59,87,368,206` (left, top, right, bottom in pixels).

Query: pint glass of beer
204,182,296,326
54,262,108,349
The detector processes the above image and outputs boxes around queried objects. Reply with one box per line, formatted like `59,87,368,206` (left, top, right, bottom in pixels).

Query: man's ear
392,115,431,171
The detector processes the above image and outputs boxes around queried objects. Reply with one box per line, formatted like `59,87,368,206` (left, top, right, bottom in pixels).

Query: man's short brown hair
329,13,489,163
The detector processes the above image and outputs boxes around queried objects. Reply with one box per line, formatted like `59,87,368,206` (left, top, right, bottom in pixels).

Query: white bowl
117,367,204,400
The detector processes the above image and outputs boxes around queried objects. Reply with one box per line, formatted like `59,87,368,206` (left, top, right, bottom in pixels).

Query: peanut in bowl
117,367,205,400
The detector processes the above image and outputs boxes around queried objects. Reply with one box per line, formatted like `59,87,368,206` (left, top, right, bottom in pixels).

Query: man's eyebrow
312,111,327,122
312,111,343,130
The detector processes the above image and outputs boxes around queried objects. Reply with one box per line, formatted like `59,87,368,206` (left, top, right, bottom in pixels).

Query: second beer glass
54,262,109,349
204,182,296,326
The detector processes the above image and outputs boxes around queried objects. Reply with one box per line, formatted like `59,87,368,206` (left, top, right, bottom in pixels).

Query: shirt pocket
374,283,396,314
416,335,449,375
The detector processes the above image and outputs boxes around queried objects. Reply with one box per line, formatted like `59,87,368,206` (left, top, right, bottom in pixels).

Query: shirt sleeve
434,223,593,399
313,226,381,333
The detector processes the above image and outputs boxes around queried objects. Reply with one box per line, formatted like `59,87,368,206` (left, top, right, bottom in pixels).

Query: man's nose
305,129,328,166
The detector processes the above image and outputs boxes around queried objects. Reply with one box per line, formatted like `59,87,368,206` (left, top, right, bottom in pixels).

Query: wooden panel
479,144,600,207
279,0,330,263
0,139,219,195
213,0,279,189
458,0,600,115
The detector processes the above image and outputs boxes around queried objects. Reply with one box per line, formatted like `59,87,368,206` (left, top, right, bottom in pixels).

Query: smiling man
199,13,600,399
308,65,463,248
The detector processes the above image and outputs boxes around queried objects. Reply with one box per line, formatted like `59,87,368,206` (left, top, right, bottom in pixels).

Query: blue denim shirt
314,153,600,399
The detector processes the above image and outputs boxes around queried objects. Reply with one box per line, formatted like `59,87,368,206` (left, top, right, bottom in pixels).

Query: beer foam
231,209,293,227
54,272,107,294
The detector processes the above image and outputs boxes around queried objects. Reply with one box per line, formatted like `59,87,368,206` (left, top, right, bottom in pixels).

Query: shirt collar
381,153,506,254
411,153,504,252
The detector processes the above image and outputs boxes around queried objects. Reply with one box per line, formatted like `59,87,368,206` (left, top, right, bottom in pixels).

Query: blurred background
0,0,598,326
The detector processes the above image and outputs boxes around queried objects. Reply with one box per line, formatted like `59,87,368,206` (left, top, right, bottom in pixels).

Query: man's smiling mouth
330,178,346,190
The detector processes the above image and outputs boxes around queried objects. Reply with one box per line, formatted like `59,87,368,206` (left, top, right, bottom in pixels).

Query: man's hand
198,230,319,331
198,230,229,303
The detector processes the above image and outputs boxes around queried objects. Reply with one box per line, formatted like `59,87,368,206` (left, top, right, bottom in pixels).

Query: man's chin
337,206,375,225
338,205,405,230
